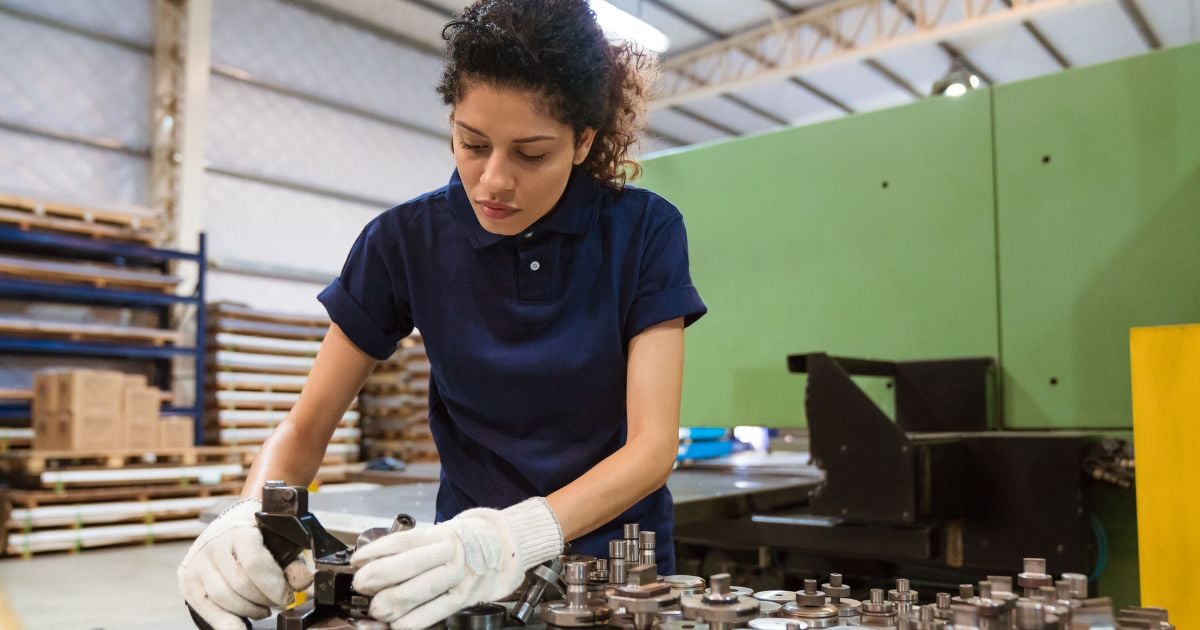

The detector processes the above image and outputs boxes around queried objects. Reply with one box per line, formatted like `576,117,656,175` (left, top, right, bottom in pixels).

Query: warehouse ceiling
288,0,1194,153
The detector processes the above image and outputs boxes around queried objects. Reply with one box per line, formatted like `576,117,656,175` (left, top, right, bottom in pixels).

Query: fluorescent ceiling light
589,0,670,54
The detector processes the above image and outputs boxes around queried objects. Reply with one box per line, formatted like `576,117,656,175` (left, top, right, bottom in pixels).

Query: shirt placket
516,229,553,303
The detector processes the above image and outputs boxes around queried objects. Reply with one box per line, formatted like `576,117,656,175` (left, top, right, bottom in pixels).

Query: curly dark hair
437,0,655,188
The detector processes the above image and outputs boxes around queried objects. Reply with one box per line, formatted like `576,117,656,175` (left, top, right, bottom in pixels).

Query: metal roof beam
652,0,1106,109
1117,0,1162,50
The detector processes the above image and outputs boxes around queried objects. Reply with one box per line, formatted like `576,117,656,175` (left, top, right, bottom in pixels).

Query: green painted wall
993,44,1200,429
641,42,1200,431
640,90,1000,427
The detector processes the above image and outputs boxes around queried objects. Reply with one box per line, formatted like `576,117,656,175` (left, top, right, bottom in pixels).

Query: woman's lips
479,202,518,220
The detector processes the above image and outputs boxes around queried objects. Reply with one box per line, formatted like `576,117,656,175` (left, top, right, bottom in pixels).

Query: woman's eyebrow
455,121,556,144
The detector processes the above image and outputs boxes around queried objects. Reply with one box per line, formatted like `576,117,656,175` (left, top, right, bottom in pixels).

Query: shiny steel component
973,581,1016,630
952,585,974,605
544,561,613,627
1017,558,1053,596
1061,573,1088,601
748,618,811,630
821,574,861,623
1015,601,1046,629
355,513,415,549
513,559,563,625
933,593,953,624
662,622,710,630
859,588,898,627
607,564,678,630
624,524,640,565
639,531,656,567
757,601,782,617
754,590,797,605
907,605,941,630
666,576,707,599
888,578,919,619
590,559,610,594
679,574,761,630
447,603,508,630
608,540,627,587
950,604,982,630
780,580,840,628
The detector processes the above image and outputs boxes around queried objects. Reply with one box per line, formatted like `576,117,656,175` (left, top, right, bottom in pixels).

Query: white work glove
351,497,563,630
178,498,315,630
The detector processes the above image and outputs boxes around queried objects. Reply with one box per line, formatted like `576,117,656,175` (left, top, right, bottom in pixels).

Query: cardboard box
57,370,125,451
124,374,149,390
158,417,194,449
32,371,64,450
124,386,160,450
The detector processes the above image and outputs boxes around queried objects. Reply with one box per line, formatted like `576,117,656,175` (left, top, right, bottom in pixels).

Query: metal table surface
303,460,819,541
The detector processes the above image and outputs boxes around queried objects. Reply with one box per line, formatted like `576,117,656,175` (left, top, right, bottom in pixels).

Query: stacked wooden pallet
0,192,158,244
360,334,437,462
0,445,364,557
205,302,360,464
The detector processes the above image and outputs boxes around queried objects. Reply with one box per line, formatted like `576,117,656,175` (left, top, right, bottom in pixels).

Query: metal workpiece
1015,601,1047,629
661,622,710,630
666,576,707,599
1115,606,1175,629
447,604,508,630
953,585,974,605
859,589,898,628
757,601,783,617
984,577,1014,597
1061,573,1088,600
1017,558,1053,596
971,582,1016,630
513,559,564,625
903,605,943,630
655,607,684,624
949,604,982,630
624,524,640,563
933,594,953,623
888,578,919,618
780,580,840,628
795,580,827,607
679,574,760,630
820,574,860,623
748,618,811,630
355,513,416,549
608,540,627,587
754,590,797,605
544,561,613,628
607,564,678,630
590,559,610,593
639,531,657,567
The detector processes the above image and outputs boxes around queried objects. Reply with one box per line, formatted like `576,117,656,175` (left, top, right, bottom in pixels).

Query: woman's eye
459,141,487,152
519,152,547,162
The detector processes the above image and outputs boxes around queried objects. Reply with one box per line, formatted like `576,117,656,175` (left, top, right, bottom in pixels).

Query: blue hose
1090,514,1109,582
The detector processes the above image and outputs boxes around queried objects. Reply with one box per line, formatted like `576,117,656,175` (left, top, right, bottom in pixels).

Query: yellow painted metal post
1130,324,1200,623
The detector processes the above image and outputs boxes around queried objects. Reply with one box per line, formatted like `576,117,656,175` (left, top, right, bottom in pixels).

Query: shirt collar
447,168,602,250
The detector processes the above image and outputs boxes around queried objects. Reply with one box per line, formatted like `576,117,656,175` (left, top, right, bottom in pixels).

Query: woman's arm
240,322,380,498
547,317,684,540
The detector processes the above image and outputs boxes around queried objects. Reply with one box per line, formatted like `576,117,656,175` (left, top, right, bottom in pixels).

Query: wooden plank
208,317,327,341
0,207,154,244
2,446,246,477
0,389,32,401
210,372,308,392
210,332,321,357
207,302,330,328
35,463,244,488
213,409,359,427
5,519,205,556
9,495,229,529
0,254,180,292
0,192,159,230
0,317,179,346
5,481,244,508
218,426,359,444
211,350,313,375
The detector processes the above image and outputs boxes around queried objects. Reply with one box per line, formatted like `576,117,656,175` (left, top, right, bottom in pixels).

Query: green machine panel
640,92,1000,427
993,43,1200,429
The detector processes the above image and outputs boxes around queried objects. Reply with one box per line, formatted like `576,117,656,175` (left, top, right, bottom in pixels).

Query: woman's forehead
454,82,568,138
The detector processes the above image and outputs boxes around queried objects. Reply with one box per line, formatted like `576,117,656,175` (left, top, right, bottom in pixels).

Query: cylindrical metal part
748,618,811,630
757,601,782,617
639,531,656,567
754,591,797,605
624,524,640,563
666,575,707,598
1061,573,1088,599
448,603,507,630
609,540,626,587
1016,602,1045,629
1018,558,1053,595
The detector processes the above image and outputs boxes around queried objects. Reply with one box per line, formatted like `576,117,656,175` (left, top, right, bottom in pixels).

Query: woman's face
452,82,596,236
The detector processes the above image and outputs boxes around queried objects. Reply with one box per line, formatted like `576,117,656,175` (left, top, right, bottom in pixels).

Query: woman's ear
573,127,597,165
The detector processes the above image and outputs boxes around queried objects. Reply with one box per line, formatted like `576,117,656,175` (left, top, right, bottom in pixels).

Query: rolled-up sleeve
318,219,413,360
624,212,707,342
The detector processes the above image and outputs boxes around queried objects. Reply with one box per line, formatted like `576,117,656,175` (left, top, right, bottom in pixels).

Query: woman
179,1,706,628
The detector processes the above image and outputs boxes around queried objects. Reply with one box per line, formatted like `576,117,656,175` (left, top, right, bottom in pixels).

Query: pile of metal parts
205,484,1170,630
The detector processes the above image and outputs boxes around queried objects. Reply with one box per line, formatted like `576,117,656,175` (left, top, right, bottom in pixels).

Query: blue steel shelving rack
0,225,207,445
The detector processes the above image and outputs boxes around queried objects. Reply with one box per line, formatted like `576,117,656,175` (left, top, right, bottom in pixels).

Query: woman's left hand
351,497,563,630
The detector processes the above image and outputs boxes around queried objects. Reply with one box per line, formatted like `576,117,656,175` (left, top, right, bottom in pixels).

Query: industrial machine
186,481,1168,629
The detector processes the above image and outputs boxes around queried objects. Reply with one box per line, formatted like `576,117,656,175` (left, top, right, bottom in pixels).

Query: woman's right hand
178,498,314,630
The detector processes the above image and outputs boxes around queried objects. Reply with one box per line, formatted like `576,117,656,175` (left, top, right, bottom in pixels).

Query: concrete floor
0,541,195,629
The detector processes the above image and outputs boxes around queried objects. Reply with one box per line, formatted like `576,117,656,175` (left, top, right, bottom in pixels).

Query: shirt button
530,261,541,271
524,232,533,239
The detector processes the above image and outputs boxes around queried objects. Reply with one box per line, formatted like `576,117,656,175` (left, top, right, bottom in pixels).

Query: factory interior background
0,0,1197,627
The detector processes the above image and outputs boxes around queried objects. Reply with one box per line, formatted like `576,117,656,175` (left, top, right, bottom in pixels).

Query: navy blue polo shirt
318,167,706,573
